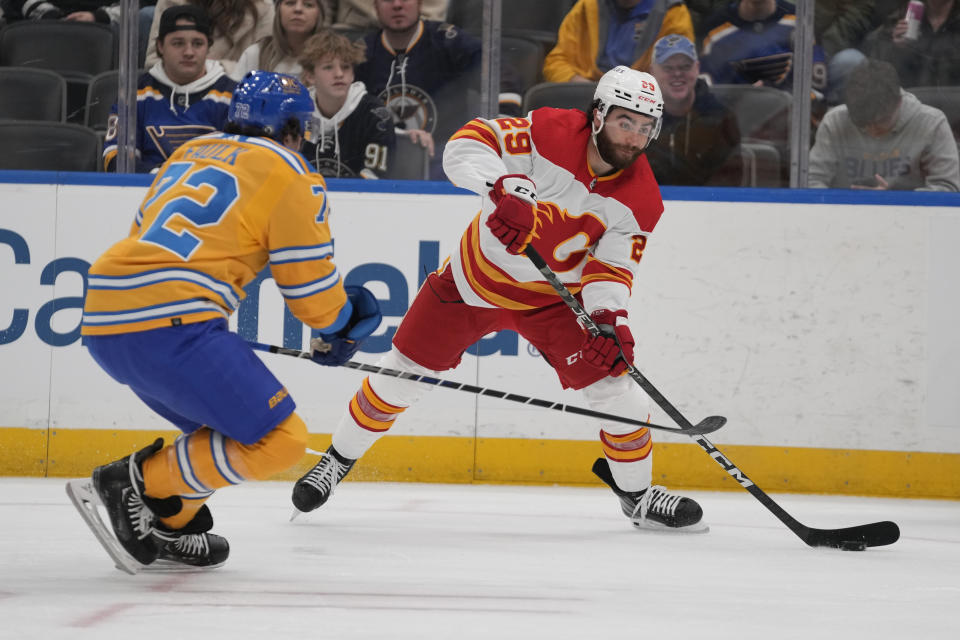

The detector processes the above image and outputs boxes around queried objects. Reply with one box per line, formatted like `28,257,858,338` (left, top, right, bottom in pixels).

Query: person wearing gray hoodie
808,58,960,191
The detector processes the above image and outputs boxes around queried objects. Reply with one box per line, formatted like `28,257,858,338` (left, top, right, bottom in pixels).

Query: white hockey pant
331,347,440,460
583,374,654,493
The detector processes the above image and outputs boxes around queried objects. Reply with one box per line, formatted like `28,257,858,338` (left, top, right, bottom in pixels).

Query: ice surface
1,478,957,639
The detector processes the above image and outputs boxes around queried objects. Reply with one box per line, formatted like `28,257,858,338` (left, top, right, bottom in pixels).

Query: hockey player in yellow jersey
67,71,382,573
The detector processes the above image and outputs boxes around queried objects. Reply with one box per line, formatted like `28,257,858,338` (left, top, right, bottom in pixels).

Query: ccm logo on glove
581,309,635,377
486,174,538,255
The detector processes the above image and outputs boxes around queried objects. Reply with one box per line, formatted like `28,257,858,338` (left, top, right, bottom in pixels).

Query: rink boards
1,173,959,498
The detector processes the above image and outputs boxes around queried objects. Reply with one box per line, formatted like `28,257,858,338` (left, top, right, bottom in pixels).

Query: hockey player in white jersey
292,65,707,533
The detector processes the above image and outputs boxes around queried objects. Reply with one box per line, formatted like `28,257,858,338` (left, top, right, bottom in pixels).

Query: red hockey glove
581,309,635,377
486,174,538,255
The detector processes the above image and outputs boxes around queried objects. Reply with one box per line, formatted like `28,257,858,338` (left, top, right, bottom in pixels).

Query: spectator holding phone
862,0,960,87
808,58,959,191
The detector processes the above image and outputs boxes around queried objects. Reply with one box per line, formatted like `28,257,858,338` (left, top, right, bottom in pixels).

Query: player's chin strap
521,245,901,550
246,340,723,437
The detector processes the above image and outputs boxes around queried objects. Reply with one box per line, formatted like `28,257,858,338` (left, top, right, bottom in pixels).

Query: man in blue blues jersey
700,0,828,92
102,4,236,172
354,0,482,179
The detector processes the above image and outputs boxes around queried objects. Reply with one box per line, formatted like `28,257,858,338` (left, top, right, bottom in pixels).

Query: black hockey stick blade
525,246,899,549
800,520,901,549
691,415,726,435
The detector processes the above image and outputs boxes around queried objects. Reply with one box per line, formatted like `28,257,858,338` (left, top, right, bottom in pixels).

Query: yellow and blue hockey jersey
82,132,348,336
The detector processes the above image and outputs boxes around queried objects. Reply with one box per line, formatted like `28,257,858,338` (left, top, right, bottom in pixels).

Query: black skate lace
300,453,345,496
639,485,682,520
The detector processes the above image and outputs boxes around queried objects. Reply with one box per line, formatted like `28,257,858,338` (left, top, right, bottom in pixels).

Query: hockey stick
247,341,724,436
524,246,722,432
523,246,900,549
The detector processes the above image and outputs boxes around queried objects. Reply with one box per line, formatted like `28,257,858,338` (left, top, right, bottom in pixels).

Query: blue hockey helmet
228,71,314,141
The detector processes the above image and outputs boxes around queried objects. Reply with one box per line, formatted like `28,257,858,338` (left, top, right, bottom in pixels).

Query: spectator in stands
319,0,447,30
862,0,960,87
103,4,234,172
1,0,120,21
354,0,480,179
808,58,960,191
808,1,878,55
700,0,828,94
145,0,274,77
806,1,876,105
646,34,743,186
231,0,325,79
686,0,731,46
298,29,396,177
0,0,156,66
543,0,695,82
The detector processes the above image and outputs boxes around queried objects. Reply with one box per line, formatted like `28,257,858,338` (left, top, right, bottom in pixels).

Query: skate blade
148,559,226,572
630,520,711,534
66,479,146,575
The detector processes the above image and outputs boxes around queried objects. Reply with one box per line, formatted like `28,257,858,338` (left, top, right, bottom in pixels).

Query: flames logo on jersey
530,200,606,272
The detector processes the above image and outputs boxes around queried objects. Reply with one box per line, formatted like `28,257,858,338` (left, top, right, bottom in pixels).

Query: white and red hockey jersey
442,107,664,313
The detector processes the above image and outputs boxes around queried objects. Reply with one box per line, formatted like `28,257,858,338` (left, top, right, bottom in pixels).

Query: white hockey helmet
592,65,664,141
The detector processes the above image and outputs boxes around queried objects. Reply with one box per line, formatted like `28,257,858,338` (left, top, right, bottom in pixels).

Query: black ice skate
67,438,171,573
291,445,356,516
592,458,709,533
153,505,229,569
91,438,168,564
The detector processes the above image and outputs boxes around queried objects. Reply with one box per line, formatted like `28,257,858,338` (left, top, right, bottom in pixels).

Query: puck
839,540,867,551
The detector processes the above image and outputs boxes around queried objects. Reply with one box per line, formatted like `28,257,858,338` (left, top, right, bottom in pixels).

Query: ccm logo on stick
696,437,754,488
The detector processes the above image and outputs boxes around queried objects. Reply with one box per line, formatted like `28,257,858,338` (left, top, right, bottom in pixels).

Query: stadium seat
0,21,117,125
85,69,149,131
740,141,782,188
501,36,544,100
522,81,595,112
0,120,101,172
0,21,115,74
710,84,790,184
386,133,430,180
906,86,960,149
85,71,119,131
709,84,792,143
0,67,67,122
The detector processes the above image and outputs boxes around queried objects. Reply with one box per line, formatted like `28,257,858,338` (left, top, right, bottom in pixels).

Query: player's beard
595,127,645,171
